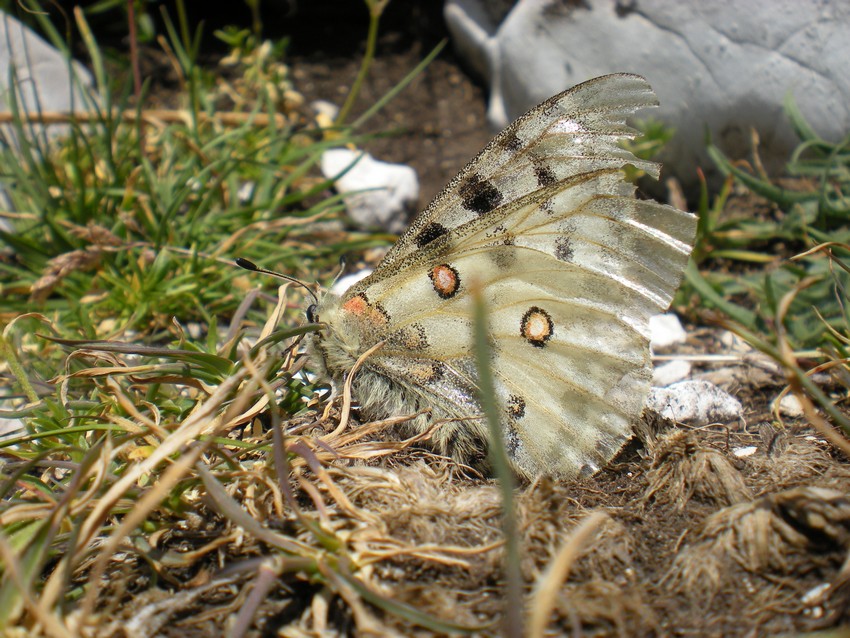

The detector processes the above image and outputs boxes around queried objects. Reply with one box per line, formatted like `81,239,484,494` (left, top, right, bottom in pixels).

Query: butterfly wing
377,73,663,271
317,74,696,478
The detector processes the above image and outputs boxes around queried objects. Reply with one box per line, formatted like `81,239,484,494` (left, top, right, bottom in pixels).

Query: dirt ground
88,5,850,637
280,3,493,208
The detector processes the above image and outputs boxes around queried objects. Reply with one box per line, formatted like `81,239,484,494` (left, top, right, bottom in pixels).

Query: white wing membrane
316,74,697,478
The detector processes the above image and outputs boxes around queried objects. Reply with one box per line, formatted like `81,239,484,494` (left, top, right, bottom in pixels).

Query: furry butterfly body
310,74,696,479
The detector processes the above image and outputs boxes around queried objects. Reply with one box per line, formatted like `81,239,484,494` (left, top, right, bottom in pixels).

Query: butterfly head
306,303,320,324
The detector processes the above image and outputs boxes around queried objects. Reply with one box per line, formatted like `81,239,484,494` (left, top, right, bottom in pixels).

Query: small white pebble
652,359,692,387
649,313,687,349
733,446,757,458
237,181,255,203
802,582,831,605
311,99,339,121
773,393,804,418
186,322,203,339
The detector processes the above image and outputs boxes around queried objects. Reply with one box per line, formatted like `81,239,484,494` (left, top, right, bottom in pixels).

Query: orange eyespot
429,264,460,299
521,306,554,347
341,293,389,328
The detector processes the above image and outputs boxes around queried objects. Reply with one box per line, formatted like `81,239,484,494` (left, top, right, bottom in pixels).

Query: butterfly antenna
235,257,319,306
329,255,347,289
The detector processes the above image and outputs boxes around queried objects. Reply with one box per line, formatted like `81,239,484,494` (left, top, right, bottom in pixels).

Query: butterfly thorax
308,293,364,377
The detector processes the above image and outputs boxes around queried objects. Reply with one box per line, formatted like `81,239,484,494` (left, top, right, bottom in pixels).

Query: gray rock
0,12,95,233
0,11,94,139
445,0,850,192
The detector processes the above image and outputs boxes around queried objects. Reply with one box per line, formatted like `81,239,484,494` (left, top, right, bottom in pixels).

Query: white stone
773,393,805,418
236,181,255,203
650,313,687,349
311,100,339,123
647,379,743,426
652,359,692,387
444,0,850,192
0,12,94,137
733,446,757,458
330,269,373,297
320,148,419,233
0,12,95,234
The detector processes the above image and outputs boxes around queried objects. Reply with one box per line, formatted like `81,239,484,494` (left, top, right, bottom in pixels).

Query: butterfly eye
306,304,319,324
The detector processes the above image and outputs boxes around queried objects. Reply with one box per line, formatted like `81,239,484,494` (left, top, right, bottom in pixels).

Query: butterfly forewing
375,73,662,272
315,73,697,478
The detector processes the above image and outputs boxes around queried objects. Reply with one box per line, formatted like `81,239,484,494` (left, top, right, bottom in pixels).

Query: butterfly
307,74,696,479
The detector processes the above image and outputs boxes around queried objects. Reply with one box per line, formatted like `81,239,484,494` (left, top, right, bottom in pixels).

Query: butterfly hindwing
312,74,697,478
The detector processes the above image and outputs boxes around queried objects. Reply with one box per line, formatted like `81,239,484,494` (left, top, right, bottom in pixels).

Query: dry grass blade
325,339,387,440
36,369,249,619
288,440,369,522
644,430,752,509
76,440,210,622
356,540,500,568
528,511,609,638
76,366,263,620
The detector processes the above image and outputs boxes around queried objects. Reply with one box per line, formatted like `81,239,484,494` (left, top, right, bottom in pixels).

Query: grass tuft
688,93,850,351
0,5,491,633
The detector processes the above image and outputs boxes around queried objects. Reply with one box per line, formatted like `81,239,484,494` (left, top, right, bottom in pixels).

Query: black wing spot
534,163,557,187
507,395,526,420
503,424,521,458
459,173,503,215
415,222,449,247
555,237,574,261
499,130,523,152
